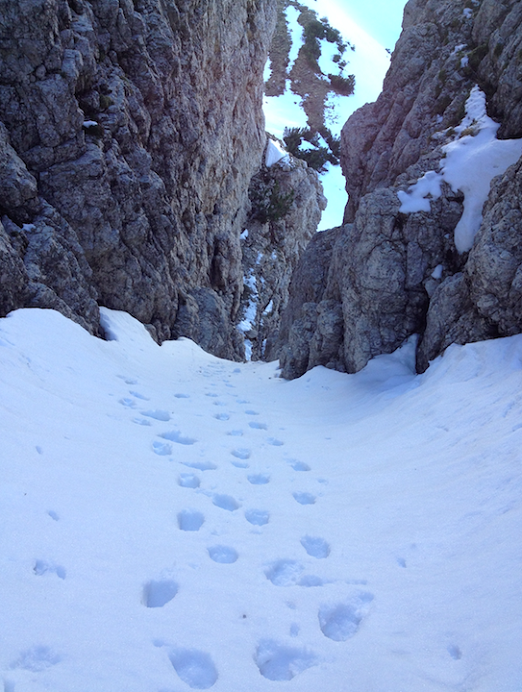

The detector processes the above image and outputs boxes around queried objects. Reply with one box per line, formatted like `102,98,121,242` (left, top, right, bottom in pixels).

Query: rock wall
0,0,279,358
239,151,326,361
279,0,522,378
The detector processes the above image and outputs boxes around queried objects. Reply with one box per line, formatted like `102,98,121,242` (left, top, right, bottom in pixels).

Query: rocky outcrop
418,155,522,368
278,225,344,378
0,0,279,356
238,151,326,361
279,0,522,378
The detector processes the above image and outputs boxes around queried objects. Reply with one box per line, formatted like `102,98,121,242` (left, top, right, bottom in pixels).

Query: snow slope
1,308,521,691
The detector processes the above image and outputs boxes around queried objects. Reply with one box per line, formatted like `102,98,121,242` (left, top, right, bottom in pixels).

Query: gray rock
0,220,29,316
467,158,522,335
0,0,278,359
239,153,326,362
278,0,522,377
278,226,342,379
416,273,492,372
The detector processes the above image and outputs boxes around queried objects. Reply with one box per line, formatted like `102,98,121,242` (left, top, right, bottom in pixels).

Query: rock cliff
0,0,293,358
279,0,522,378
238,149,326,361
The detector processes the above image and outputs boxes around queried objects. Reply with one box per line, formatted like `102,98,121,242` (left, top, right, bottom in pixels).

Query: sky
1,307,521,691
263,0,409,230
322,0,408,50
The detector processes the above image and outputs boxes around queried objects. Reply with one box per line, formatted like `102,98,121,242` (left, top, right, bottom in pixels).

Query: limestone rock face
0,0,277,355
239,154,326,362
278,0,522,377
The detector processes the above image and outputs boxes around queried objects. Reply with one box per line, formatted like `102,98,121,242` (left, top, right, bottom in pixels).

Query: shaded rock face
0,0,277,356
279,0,522,378
239,153,326,361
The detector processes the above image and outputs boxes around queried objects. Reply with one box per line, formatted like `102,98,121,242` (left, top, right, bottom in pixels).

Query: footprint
247,473,270,485
118,375,138,385
160,430,197,445
248,421,268,430
231,460,249,468
11,646,61,672
143,579,178,608
447,644,462,660
293,492,316,505
300,536,330,559
174,393,190,399
265,560,303,586
290,460,310,472
119,397,137,408
231,448,250,460
267,437,284,446
152,440,172,456
142,409,171,421
178,473,200,488
244,409,259,415
205,393,219,398
133,417,152,426
47,510,59,521
290,623,300,637
298,575,325,587
212,494,240,511
254,639,317,681
214,413,230,421
396,557,407,568
168,648,218,689
318,592,374,641
130,390,149,400
33,560,66,579
181,460,217,471
177,510,205,531
245,509,270,526
207,546,238,564
227,430,243,437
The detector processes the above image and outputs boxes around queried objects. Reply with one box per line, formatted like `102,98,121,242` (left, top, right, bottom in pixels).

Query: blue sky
263,0,409,229
316,0,408,50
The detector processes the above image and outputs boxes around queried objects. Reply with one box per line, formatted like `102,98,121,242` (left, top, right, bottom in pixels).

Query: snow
398,170,443,213
431,264,444,280
237,271,258,359
441,87,522,253
1,307,521,691
265,139,288,167
397,86,522,253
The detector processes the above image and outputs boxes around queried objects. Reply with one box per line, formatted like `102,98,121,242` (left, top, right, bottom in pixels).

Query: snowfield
0,308,521,691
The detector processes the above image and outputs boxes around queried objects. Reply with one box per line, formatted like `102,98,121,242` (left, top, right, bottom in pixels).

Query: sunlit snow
398,86,522,253
1,307,521,691
442,87,522,253
265,139,288,167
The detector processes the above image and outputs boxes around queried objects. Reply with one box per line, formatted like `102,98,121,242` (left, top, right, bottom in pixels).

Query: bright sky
263,0,408,230
310,0,408,50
